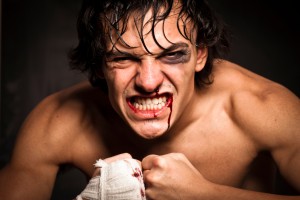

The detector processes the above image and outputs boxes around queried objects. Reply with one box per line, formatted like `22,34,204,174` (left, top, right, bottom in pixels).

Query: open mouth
127,93,172,112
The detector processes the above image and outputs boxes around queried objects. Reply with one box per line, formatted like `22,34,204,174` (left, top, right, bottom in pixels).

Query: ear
195,47,208,72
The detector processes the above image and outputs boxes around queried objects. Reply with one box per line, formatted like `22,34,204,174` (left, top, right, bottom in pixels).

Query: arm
142,84,300,200
0,151,59,200
142,153,299,200
233,82,300,192
0,95,73,200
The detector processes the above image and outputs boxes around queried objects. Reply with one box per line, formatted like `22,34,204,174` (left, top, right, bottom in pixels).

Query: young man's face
103,6,207,139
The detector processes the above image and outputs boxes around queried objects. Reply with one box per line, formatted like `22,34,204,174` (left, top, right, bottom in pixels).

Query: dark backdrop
1,0,299,199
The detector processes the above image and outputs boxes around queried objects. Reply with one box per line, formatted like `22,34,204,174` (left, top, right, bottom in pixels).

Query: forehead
103,3,195,54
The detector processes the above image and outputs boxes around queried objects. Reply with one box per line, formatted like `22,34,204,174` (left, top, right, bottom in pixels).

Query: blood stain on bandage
131,167,145,198
132,170,140,178
141,188,145,197
132,168,142,180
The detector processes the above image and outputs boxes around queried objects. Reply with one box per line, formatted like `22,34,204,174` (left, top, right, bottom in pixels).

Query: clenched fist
142,153,212,200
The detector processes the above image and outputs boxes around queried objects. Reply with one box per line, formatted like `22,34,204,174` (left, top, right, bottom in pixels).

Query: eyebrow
161,42,189,53
105,42,190,58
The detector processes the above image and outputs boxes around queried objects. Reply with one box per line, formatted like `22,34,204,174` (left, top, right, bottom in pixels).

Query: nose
135,60,164,93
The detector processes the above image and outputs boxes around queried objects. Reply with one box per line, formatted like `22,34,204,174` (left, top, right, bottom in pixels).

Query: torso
48,60,279,189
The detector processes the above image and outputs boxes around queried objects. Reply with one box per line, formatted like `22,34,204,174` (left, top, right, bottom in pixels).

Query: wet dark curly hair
69,0,230,92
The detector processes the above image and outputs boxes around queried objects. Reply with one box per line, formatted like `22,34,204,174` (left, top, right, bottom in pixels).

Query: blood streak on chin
167,94,173,129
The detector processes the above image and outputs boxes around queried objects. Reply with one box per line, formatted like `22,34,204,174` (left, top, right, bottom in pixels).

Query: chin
132,122,169,139
139,132,164,140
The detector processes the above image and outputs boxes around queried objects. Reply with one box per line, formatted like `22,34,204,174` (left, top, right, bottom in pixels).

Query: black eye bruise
159,49,191,64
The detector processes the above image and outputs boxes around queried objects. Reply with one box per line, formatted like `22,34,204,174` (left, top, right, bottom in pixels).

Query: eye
160,50,190,64
112,57,131,62
165,51,186,58
108,56,139,63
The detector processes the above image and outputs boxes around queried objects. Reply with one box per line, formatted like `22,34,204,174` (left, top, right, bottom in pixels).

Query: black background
1,0,299,199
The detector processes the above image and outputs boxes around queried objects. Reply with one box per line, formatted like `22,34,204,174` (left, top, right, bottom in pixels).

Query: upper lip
127,92,171,102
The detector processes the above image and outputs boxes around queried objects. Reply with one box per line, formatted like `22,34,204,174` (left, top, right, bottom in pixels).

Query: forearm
205,183,299,200
0,164,55,200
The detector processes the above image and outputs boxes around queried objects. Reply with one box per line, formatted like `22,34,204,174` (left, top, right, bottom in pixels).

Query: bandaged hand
76,153,146,200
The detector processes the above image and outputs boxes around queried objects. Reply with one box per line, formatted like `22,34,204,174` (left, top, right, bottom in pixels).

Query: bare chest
145,126,259,187
74,111,259,187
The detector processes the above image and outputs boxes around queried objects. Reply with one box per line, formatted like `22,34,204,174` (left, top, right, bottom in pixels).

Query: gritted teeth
131,96,168,111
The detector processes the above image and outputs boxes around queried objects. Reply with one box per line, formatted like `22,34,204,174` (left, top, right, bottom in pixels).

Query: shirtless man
0,0,299,199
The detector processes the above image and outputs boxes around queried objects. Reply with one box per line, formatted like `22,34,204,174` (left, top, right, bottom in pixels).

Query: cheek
167,63,196,87
105,68,135,96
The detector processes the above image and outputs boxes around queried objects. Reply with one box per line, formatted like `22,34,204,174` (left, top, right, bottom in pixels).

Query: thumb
104,153,133,163
141,154,159,170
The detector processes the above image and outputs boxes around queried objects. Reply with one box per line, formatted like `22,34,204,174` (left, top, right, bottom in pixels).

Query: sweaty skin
1,60,299,200
0,3,299,200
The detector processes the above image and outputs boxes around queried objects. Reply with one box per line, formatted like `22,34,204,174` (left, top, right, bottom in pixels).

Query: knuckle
152,156,166,168
144,170,161,185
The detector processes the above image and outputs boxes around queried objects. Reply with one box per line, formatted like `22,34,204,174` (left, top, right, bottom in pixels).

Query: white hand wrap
76,159,146,200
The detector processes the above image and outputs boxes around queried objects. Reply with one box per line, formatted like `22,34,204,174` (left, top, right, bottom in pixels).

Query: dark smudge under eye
159,49,191,64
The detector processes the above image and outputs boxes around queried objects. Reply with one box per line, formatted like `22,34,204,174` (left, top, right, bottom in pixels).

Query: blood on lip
128,93,170,112
127,93,173,128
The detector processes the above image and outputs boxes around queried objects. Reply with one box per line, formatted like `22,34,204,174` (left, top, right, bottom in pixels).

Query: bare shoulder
213,60,300,190
213,60,300,149
12,81,109,167
0,81,110,199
